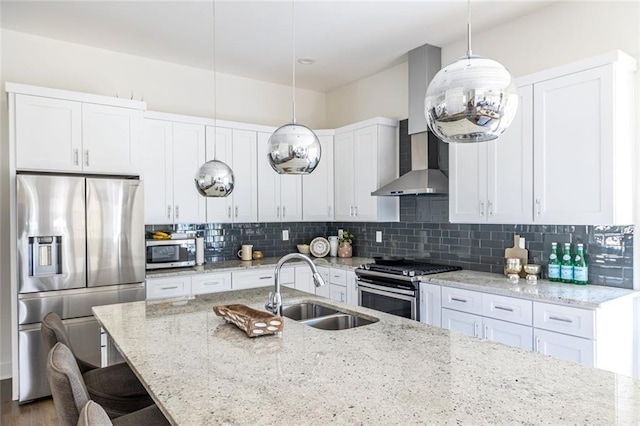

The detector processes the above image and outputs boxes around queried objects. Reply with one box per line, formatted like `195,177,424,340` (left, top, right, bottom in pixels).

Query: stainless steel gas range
355,258,460,321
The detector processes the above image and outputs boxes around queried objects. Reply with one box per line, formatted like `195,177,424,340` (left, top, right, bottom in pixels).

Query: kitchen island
93,287,640,425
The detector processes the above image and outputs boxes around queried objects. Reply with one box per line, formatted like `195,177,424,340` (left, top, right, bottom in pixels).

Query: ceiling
0,1,556,93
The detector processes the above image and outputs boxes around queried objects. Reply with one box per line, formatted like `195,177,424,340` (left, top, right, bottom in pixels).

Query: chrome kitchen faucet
266,253,326,316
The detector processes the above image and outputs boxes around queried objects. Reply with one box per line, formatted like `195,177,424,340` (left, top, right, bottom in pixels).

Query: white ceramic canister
328,236,339,257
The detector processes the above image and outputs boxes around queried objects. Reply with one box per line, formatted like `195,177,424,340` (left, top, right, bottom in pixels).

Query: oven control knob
402,270,408,276
364,264,370,270
409,271,416,277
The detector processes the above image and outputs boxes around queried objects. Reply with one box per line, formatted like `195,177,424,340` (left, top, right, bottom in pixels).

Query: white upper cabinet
334,118,399,222
81,104,140,175
11,85,144,175
141,119,174,225
449,85,533,224
206,126,258,223
141,118,206,225
257,132,302,222
533,61,634,224
302,133,335,221
449,51,636,225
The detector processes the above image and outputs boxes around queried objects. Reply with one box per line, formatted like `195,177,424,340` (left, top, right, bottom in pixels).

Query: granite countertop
146,256,373,278
93,288,640,425
425,270,639,308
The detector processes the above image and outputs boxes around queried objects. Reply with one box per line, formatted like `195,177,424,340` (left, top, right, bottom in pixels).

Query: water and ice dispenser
29,236,62,276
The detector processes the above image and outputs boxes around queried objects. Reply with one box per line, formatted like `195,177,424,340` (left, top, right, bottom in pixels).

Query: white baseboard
0,360,12,380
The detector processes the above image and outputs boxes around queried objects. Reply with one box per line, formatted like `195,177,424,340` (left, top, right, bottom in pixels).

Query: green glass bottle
547,242,561,282
573,243,589,285
560,243,574,283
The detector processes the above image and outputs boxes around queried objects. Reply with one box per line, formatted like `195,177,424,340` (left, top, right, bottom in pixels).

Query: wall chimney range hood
372,44,447,196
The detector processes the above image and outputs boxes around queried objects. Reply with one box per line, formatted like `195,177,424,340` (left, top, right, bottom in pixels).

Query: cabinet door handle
535,337,541,353
175,205,179,219
282,206,286,218
535,199,542,217
494,305,514,312
84,150,90,167
451,297,467,303
549,316,572,323
474,322,479,338
484,325,488,339
341,291,345,303
235,206,239,218
227,206,231,218
167,205,171,219
354,206,358,217
160,286,179,290
349,206,353,217
487,200,493,216
479,201,485,216
276,206,280,218
74,149,79,166
328,205,332,218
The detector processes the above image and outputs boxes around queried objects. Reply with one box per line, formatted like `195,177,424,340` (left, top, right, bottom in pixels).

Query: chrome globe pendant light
425,0,518,143
267,0,321,174
195,0,235,197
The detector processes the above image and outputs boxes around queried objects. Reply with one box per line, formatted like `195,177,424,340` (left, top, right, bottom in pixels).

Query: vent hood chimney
372,44,448,196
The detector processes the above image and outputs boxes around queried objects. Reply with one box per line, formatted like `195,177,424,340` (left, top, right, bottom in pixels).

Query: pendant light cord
466,0,472,58
291,0,297,124
212,0,217,153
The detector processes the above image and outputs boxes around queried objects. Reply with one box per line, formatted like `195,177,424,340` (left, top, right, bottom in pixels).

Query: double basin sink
282,302,378,331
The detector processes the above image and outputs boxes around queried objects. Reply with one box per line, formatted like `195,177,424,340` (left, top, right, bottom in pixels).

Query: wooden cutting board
504,234,528,276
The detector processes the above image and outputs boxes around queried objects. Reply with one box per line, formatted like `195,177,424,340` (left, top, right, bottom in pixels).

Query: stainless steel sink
301,313,377,330
282,302,378,330
282,303,339,321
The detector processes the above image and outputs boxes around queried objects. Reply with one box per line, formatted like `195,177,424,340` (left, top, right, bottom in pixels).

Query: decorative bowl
297,244,310,255
524,264,542,275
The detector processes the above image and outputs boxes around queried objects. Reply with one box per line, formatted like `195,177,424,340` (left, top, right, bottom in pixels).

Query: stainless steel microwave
145,238,196,270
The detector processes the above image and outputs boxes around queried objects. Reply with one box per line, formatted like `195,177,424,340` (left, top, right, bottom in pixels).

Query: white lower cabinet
315,266,331,299
419,282,441,327
533,328,595,366
330,285,347,304
324,268,356,305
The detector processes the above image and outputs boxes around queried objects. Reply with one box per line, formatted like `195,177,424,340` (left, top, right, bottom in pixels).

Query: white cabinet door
294,266,314,294
352,126,379,221
315,266,331,298
486,85,533,223
280,174,302,221
441,308,481,338
82,104,140,175
302,135,334,221
15,94,82,172
483,317,533,350
141,119,174,224
334,132,355,221
205,126,234,223
172,122,206,224
533,65,621,225
346,270,358,306
419,282,441,327
329,284,347,304
232,129,258,223
534,329,595,367
449,142,487,222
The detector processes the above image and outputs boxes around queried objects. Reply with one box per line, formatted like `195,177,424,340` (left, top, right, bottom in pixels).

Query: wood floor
1,379,58,426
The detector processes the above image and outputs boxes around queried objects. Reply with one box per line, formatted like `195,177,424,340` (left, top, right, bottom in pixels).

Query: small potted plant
338,231,354,258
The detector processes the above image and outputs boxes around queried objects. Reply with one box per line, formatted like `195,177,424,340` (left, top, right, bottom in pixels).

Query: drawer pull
549,316,572,323
259,276,272,280
494,305,514,312
451,297,467,303
160,286,179,290
333,275,341,278
203,281,221,286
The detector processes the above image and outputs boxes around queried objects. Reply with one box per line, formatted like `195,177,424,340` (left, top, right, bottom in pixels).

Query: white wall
326,61,408,128
0,29,327,380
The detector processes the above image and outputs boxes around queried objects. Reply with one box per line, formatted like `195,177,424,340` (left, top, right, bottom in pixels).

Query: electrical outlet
338,229,343,239
376,231,382,243
282,230,289,241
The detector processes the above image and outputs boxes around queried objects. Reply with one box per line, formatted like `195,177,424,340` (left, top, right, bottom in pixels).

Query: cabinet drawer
533,302,595,339
441,286,482,315
146,276,191,300
482,293,532,326
329,268,347,286
191,273,232,295
232,266,294,290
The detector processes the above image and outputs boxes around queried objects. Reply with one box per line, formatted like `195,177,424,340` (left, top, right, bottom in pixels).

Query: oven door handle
357,280,416,298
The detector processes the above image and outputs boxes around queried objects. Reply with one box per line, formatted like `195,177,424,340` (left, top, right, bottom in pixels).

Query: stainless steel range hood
372,132,448,196
372,44,447,196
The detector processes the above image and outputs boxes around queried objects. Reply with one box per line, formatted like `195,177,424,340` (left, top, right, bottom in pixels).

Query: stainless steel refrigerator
16,174,146,402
